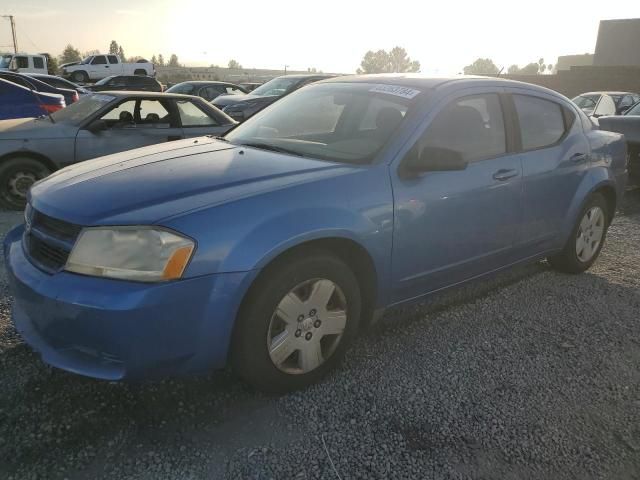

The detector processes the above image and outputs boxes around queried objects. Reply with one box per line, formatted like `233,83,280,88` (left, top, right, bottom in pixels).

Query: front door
88,55,110,79
75,98,183,162
390,90,523,302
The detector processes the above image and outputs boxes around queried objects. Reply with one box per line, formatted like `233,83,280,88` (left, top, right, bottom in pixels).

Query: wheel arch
0,150,58,172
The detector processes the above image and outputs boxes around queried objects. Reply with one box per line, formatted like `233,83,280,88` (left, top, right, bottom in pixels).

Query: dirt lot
1,189,639,480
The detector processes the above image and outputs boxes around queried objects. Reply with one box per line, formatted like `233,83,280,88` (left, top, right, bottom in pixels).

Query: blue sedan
4,75,628,392
0,78,65,120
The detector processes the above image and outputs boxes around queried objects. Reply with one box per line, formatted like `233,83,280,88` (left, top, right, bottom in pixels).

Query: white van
0,54,48,74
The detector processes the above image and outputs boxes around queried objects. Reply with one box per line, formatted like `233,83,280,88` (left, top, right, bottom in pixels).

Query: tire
71,71,88,83
0,158,51,210
548,193,610,274
232,250,361,393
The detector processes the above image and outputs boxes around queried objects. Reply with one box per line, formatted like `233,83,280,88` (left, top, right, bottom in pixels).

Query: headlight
65,227,195,282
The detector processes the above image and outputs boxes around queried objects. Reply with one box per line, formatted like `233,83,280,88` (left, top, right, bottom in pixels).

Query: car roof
90,91,201,99
176,81,235,85
578,91,637,96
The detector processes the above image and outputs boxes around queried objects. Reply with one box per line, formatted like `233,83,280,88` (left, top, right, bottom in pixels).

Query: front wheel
232,251,361,392
548,193,610,273
0,158,51,210
71,71,88,83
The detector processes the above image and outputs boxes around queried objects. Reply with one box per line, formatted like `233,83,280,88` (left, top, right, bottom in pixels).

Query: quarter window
513,95,566,150
107,55,119,64
419,93,506,163
33,57,44,69
176,100,218,126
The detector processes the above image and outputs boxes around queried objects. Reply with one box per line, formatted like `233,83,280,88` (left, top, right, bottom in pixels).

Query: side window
513,95,567,150
200,86,219,100
101,100,136,125
176,100,218,127
33,57,44,69
107,55,119,64
225,86,243,95
419,93,506,162
139,100,170,127
15,56,28,69
92,56,107,65
593,95,616,117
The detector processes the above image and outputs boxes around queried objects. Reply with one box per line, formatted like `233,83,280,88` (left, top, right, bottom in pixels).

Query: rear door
505,89,588,255
74,98,184,161
175,99,232,137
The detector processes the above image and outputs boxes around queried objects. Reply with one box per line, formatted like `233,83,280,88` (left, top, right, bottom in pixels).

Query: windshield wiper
238,142,305,157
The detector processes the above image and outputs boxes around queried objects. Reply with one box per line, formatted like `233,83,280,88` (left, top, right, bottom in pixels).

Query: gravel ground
1,189,639,480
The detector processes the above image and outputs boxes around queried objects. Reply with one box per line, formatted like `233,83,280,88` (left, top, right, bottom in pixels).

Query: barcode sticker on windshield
369,84,421,99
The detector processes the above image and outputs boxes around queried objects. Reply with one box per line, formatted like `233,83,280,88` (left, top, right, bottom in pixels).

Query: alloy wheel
576,206,605,262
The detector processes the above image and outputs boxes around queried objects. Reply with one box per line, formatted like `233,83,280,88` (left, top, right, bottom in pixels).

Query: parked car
166,81,247,101
239,82,262,92
213,74,334,121
4,76,627,392
571,91,640,117
0,53,48,74
0,71,79,106
61,55,155,83
0,92,235,208
599,101,640,182
25,73,91,96
0,78,65,121
84,75,163,93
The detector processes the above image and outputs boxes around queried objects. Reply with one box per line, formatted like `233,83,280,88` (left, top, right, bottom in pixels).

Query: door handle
570,153,588,163
492,168,519,181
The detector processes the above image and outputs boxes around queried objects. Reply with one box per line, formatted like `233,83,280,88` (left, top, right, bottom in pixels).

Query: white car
0,54,48,74
61,54,155,83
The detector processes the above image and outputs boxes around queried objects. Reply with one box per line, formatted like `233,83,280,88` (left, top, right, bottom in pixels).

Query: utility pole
1,15,18,53
284,64,289,75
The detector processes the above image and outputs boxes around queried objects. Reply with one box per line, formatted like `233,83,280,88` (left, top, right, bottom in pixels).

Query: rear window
513,95,567,150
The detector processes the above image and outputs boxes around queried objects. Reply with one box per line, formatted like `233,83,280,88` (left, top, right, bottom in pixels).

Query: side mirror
401,145,468,177
86,119,108,134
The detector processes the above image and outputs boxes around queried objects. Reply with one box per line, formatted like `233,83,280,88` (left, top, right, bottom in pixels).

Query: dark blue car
0,78,65,120
0,71,78,106
4,75,628,392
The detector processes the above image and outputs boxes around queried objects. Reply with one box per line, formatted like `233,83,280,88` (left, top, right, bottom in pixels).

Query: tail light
72,92,79,103
40,103,64,114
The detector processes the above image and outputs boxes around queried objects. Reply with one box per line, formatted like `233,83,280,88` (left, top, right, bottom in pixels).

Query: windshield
80,56,92,65
251,77,300,97
0,55,12,68
626,102,640,116
572,95,599,110
49,94,115,125
225,82,419,164
166,83,196,95
94,76,116,86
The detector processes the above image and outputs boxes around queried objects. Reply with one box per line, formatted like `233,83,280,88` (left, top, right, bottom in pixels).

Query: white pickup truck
61,54,155,83
0,54,48,74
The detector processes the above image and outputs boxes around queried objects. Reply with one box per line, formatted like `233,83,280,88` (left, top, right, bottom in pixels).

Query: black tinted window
15,56,28,68
33,57,44,69
92,56,107,65
420,93,506,163
107,55,118,64
514,95,566,150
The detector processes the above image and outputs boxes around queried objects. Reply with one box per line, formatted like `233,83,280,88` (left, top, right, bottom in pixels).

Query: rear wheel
548,193,610,273
0,158,51,210
232,251,361,392
71,71,88,83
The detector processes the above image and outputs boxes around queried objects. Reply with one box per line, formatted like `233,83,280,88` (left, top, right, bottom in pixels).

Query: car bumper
4,224,256,381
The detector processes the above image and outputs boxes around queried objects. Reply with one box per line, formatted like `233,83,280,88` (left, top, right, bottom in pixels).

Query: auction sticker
369,84,421,99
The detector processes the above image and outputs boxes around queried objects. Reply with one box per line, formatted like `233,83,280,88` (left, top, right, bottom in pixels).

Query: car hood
0,117,76,139
30,137,356,225
213,93,276,107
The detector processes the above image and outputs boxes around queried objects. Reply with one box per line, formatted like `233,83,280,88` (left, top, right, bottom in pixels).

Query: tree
47,56,59,75
59,44,81,64
507,64,520,74
463,58,499,75
109,40,119,55
118,45,125,60
538,58,546,74
168,54,180,67
158,54,165,67
547,64,554,73
228,59,242,69
519,62,540,75
83,49,100,57
356,46,420,74
151,55,158,65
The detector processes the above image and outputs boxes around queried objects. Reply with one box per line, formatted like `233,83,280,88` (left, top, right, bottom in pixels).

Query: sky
1,0,640,74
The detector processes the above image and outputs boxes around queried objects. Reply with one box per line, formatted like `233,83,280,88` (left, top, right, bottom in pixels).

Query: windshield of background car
0,55,12,68
225,82,420,164
572,95,599,109
94,76,116,86
251,77,299,97
166,83,196,95
49,94,115,124
626,102,640,115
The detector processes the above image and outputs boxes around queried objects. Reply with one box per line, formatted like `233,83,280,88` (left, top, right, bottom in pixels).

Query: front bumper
4,224,255,380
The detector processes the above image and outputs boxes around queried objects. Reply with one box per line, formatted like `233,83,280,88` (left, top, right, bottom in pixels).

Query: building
555,54,593,72
593,18,640,67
